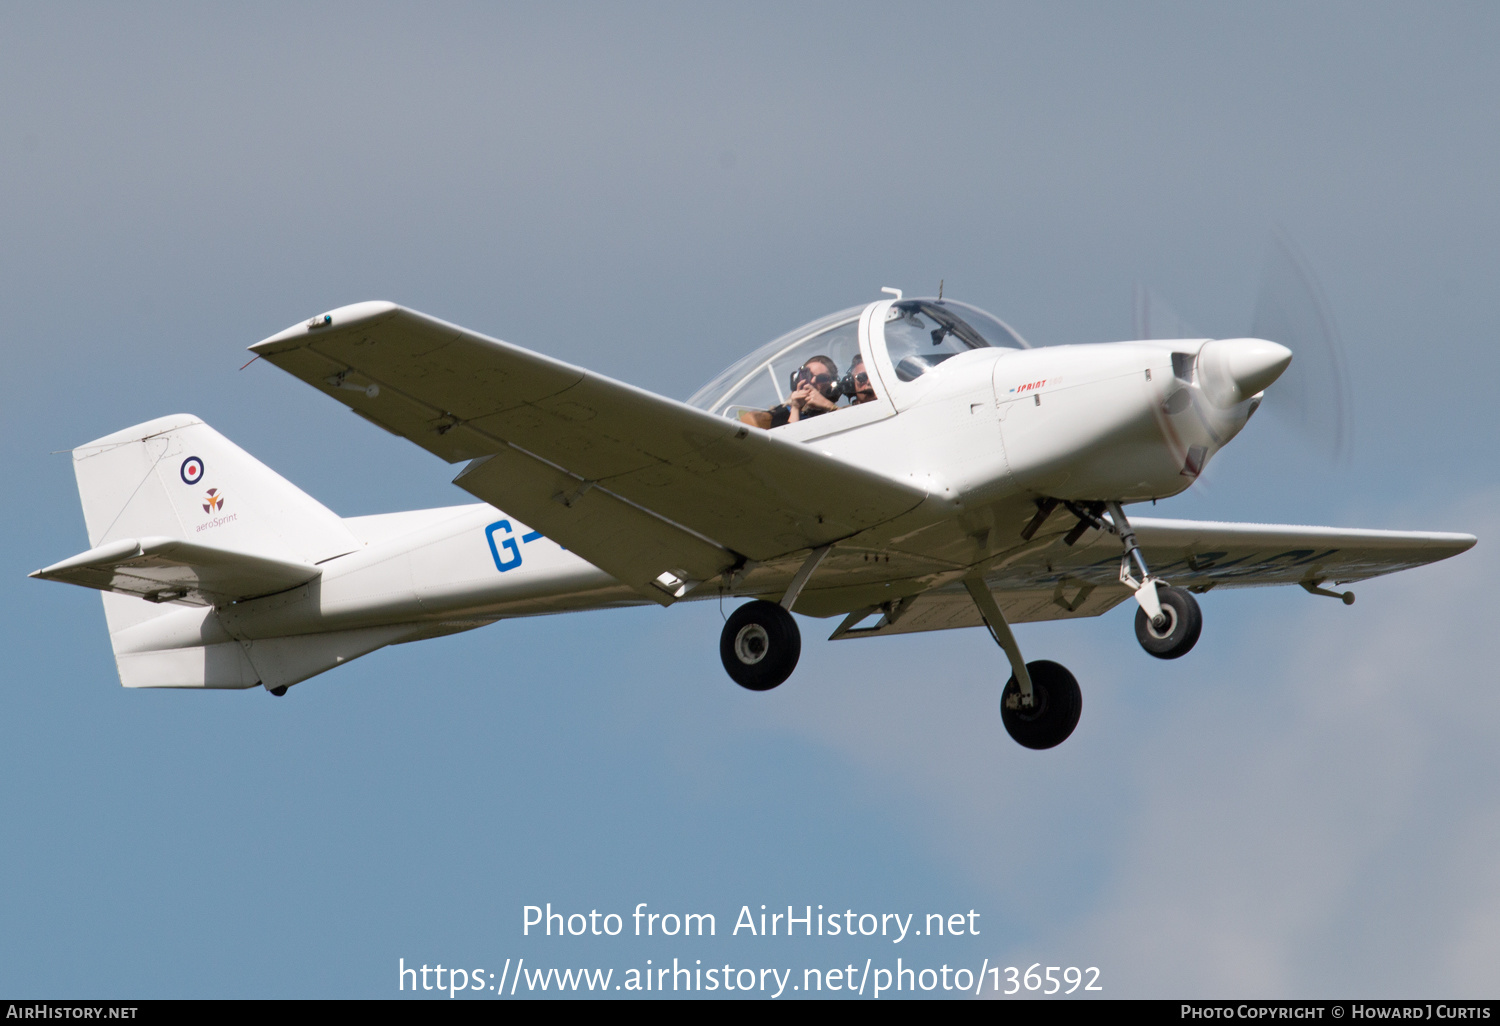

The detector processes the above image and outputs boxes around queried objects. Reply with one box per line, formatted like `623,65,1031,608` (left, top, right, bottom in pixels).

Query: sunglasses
796,370,837,386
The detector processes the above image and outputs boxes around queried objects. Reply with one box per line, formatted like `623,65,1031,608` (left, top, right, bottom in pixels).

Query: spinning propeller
1134,233,1352,464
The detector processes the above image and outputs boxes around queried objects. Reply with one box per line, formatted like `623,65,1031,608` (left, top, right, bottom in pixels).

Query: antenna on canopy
938,279,944,300
880,286,903,300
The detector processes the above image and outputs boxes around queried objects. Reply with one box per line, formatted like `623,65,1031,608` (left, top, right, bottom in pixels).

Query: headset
789,358,844,402
788,355,873,404
841,363,872,399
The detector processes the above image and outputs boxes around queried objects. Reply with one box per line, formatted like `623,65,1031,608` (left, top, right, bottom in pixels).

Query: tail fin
73,413,358,565
60,415,369,687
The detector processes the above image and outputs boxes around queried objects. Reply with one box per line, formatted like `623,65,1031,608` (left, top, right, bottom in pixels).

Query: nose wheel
720,600,801,691
1134,585,1202,659
1078,501,1205,661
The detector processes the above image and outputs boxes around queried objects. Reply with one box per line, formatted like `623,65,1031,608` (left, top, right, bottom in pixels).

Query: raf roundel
180,456,204,486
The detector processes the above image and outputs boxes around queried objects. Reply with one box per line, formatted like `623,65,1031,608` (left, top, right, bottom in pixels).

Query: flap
250,302,930,601
30,536,320,606
454,448,735,605
829,582,1132,639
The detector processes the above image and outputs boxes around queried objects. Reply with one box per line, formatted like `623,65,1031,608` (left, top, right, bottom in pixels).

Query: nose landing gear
1134,585,1202,659
1078,500,1204,660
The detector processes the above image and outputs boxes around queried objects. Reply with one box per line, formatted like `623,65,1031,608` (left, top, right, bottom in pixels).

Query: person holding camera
740,355,842,428
785,355,842,422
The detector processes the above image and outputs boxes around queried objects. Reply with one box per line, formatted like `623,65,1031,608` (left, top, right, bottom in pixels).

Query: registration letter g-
486,520,522,572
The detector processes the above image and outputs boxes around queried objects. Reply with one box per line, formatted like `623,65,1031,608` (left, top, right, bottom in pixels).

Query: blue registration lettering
486,520,523,572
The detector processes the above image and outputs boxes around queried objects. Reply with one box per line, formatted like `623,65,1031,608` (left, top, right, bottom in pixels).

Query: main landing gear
964,577,1081,749
1000,660,1082,751
720,600,801,691
717,503,1204,749
962,498,1209,749
718,545,829,692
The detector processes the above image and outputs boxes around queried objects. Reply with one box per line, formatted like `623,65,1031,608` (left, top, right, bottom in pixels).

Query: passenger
740,355,842,428
846,354,878,404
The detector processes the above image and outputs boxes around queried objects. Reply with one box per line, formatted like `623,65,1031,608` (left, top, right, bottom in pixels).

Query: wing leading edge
250,302,930,604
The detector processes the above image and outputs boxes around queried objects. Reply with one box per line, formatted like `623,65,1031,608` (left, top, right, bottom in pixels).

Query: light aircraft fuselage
33,292,1474,749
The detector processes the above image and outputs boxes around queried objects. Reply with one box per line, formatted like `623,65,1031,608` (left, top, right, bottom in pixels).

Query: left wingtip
250,300,402,353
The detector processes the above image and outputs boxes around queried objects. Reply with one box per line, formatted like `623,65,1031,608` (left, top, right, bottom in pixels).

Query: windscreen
882,299,1028,382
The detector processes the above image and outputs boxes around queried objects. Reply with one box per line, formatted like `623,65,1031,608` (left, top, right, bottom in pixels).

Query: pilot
741,355,842,428
846,354,878,404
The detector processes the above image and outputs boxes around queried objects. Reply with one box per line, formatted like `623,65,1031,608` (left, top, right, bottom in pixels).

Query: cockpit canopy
883,299,1027,382
686,297,1026,420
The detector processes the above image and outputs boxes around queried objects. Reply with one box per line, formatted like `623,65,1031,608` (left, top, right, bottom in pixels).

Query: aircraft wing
831,517,1475,639
30,536,319,606
250,302,929,604
1035,517,1477,591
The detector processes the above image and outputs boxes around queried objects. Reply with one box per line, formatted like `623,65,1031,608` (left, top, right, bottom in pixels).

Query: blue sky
2,2,1496,998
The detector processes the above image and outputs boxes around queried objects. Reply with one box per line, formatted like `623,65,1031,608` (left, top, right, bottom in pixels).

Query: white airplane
32,290,1475,748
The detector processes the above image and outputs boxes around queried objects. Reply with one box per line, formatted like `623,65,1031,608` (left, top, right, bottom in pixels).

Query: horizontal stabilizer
30,536,319,606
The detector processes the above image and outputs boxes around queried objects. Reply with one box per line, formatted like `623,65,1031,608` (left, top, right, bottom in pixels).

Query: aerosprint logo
180,456,204,485
202,488,225,514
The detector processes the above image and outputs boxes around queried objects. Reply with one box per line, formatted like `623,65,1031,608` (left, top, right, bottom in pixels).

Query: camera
789,364,844,402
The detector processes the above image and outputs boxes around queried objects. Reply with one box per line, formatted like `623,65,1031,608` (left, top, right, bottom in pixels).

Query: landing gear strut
965,576,1082,749
1093,500,1204,661
718,545,827,692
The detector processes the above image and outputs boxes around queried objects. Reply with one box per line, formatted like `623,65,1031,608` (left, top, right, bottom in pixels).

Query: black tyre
1134,586,1202,660
720,600,801,691
1000,660,1082,750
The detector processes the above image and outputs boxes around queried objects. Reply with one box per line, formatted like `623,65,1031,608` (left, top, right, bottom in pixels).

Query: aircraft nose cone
1197,338,1294,408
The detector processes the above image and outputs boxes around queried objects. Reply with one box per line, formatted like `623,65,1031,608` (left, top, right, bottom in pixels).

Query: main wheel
720,600,801,691
1000,660,1081,750
1134,585,1202,659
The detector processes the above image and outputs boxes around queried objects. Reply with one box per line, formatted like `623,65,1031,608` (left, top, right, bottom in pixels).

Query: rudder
72,414,359,565
67,415,363,672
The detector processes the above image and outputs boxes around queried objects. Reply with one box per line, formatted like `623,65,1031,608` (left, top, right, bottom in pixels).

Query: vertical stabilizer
71,414,359,564
64,415,366,685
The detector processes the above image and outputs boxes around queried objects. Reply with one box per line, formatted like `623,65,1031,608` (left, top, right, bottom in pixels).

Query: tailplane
42,415,379,690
